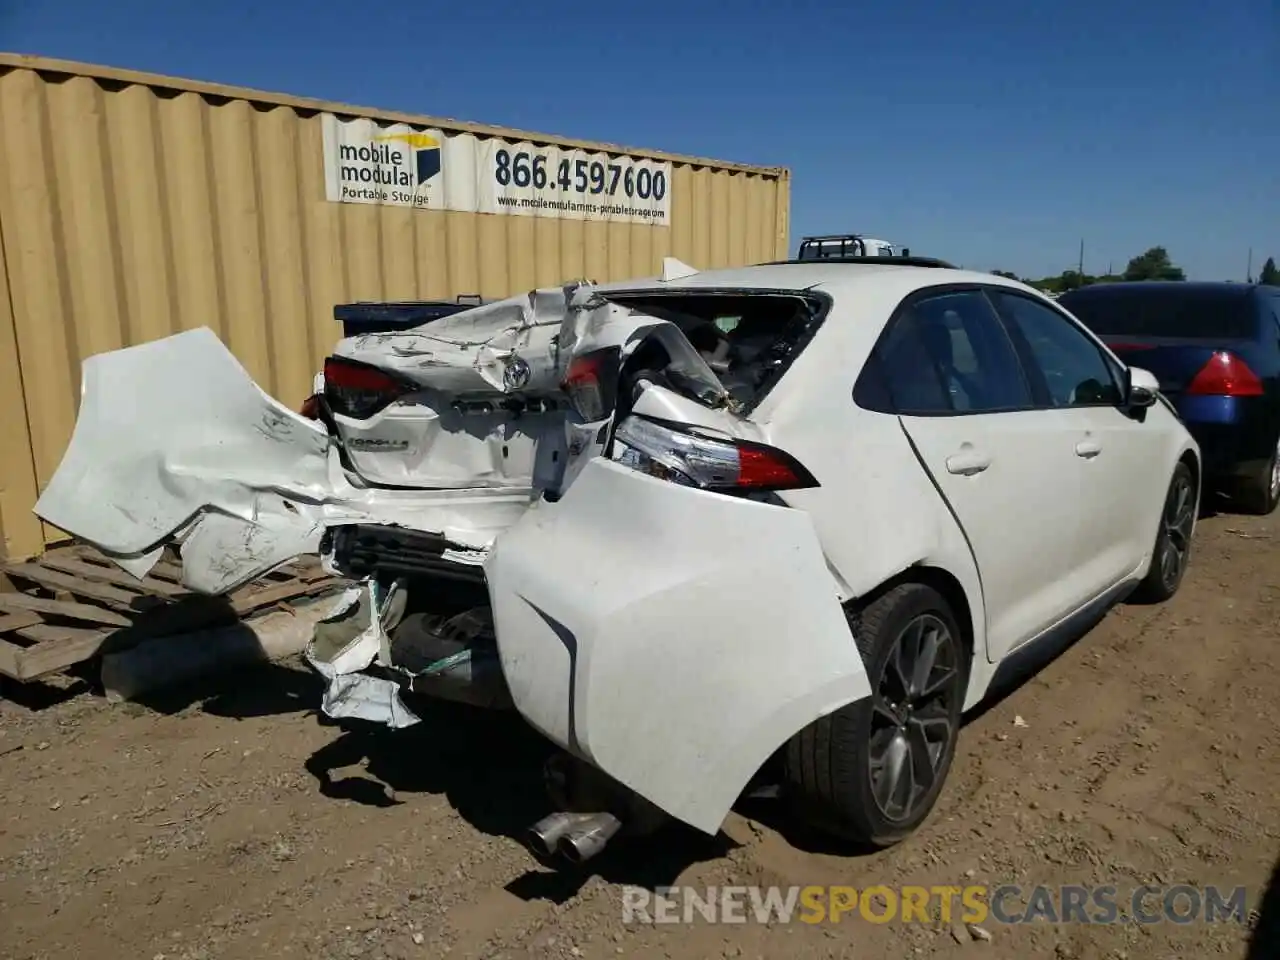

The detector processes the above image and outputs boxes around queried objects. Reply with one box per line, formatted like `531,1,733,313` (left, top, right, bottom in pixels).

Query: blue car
1059,282,1280,514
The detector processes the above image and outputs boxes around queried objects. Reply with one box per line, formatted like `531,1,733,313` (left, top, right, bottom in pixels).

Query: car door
871,288,1097,662
989,288,1165,593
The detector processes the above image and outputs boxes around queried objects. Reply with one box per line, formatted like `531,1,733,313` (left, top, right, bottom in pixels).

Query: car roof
1060,281,1255,298
600,261,1036,299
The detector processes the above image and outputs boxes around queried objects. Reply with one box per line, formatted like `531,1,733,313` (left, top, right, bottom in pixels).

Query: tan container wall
0,59,790,558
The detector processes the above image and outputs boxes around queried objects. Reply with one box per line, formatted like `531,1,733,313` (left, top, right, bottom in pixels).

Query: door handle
1075,440,1102,459
945,449,991,476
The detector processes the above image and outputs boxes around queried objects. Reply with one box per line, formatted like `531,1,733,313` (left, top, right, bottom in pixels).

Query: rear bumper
307,458,875,835
304,582,512,727
1174,395,1275,479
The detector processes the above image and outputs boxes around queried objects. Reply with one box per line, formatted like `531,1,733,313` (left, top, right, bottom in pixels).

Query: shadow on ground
293,589,1156,871
0,669,93,711
962,604,1114,726
714,593,1152,856
303,697,737,901
1247,850,1280,960
729,789,887,859
127,658,325,719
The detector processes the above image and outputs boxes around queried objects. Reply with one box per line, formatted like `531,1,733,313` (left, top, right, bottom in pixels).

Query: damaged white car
37,258,1201,859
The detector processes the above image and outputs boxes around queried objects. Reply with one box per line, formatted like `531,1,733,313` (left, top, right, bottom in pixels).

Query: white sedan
36,259,1200,850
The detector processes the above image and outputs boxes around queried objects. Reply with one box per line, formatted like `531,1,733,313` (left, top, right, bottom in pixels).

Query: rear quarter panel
750,279,990,706
484,458,873,835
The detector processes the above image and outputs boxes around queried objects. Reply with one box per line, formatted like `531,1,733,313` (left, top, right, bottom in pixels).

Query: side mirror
1126,366,1160,408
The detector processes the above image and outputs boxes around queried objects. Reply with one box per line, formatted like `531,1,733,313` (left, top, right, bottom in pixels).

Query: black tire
1235,439,1280,516
783,582,968,847
1133,461,1197,604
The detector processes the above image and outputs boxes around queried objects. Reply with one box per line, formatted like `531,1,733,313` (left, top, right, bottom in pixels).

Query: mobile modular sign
322,115,672,226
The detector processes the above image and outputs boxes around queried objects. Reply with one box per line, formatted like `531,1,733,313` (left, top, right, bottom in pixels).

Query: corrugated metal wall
0,56,791,558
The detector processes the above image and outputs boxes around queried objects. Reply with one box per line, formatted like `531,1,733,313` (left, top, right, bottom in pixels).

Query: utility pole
1247,248,1253,283
1078,239,1084,278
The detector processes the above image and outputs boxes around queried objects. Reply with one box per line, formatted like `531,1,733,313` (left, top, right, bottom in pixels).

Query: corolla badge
345,437,410,452
503,356,532,391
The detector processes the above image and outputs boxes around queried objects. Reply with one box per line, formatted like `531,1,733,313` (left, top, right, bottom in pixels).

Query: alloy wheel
1159,471,1196,590
867,614,962,823
1270,436,1280,502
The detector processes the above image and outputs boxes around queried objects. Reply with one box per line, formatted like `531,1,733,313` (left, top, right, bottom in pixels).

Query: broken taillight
323,356,415,419
562,348,621,421
299,393,322,420
1185,352,1264,397
611,416,819,493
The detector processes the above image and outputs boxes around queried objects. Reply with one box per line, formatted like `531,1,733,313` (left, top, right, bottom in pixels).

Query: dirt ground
1,504,1277,960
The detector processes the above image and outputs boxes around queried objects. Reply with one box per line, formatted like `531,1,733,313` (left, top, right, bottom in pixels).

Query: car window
1269,294,1280,337
874,290,1032,415
993,292,1124,408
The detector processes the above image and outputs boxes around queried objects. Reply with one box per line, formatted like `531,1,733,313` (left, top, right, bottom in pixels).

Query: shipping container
0,54,791,558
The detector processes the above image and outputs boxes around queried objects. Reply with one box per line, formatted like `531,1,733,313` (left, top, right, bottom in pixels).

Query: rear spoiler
333,295,487,338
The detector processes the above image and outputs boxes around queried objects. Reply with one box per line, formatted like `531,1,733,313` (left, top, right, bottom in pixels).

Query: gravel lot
2,505,1277,960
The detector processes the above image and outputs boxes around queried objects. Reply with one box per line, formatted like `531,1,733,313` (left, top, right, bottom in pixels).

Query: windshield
1060,286,1256,340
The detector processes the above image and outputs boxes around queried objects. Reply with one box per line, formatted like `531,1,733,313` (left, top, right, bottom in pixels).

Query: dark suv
1059,282,1280,514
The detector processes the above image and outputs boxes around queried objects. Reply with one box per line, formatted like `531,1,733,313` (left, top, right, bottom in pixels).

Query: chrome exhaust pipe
527,812,597,859
556,812,623,864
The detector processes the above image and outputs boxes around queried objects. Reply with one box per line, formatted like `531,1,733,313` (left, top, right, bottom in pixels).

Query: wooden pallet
0,546,344,682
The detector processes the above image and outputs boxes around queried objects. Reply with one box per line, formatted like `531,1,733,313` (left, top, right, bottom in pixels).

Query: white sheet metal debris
305,586,422,729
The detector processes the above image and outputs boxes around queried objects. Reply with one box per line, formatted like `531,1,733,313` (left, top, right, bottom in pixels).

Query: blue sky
4,0,1277,280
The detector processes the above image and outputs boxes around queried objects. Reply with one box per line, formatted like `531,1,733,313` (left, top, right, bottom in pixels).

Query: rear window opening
605,291,827,410
1060,287,1256,340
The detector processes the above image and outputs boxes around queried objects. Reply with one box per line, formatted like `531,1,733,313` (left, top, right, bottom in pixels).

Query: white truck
797,234,905,260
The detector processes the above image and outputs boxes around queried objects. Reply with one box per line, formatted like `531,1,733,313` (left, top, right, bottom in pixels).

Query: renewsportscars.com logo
620,884,1251,926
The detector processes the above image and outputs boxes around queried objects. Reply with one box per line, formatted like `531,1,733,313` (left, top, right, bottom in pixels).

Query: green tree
1123,247,1186,282
990,269,1021,281
1059,270,1087,292
1260,257,1279,285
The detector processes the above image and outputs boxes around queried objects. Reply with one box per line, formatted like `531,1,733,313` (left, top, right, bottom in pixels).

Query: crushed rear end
35,274,873,839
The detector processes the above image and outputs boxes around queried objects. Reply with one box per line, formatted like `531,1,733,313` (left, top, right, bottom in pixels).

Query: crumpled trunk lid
33,325,539,594
32,276,734,594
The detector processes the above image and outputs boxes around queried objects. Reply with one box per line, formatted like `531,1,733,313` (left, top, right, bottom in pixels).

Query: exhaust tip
527,812,590,860
556,813,622,865
558,836,588,865
526,828,555,860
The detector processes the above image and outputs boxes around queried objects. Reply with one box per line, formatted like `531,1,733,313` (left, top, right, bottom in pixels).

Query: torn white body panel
34,327,536,594
34,284,729,594
331,281,659,397
628,383,752,438
325,282,728,490
562,293,730,409
334,286,577,397
484,457,872,836
305,586,422,729
660,257,700,282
